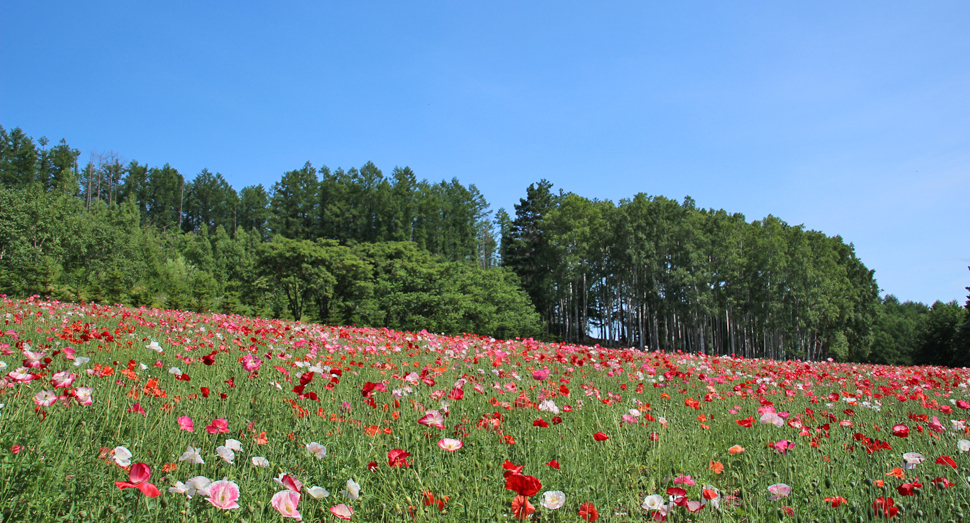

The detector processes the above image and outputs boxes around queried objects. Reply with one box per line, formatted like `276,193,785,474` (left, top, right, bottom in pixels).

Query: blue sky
2,1,968,305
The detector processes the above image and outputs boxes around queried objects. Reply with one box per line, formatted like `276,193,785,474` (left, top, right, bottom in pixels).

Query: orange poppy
709,460,724,474
511,495,534,519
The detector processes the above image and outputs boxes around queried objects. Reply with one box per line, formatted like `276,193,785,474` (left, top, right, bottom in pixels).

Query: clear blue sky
2,1,967,305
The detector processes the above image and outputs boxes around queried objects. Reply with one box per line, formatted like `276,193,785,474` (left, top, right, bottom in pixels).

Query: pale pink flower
251,456,270,468
271,490,302,521
8,367,33,383
206,479,240,509
74,387,93,405
759,412,784,428
215,446,235,464
438,438,463,452
330,504,353,520
306,442,327,458
51,371,76,388
33,390,57,407
112,446,132,467
22,350,46,368
767,483,791,501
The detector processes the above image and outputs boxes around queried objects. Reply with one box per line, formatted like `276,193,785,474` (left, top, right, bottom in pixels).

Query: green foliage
913,300,968,367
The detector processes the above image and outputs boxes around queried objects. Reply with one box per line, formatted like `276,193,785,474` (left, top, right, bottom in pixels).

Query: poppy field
2,297,970,522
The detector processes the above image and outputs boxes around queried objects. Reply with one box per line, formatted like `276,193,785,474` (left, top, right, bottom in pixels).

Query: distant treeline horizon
1,124,967,365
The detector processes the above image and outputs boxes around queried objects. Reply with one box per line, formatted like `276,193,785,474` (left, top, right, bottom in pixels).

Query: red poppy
824,496,847,507
578,502,599,521
931,477,955,488
114,462,160,497
873,497,898,518
735,417,754,428
511,495,535,519
546,459,560,470
533,419,549,428
505,473,541,497
593,432,609,441
891,425,909,438
387,448,411,468
552,416,563,425
935,455,957,469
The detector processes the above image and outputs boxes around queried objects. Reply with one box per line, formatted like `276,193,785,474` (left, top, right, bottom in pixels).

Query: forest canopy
2,124,966,364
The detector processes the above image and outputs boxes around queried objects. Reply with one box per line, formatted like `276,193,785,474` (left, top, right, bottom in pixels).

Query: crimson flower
367,461,378,472
546,459,560,470
502,460,524,478
578,502,599,521
388,448,411,468
505,473,541,497
873,497,898,518
593,432,609,441
891,425,909,438
533,419,549,428
115,462,161,497
935,456,957,469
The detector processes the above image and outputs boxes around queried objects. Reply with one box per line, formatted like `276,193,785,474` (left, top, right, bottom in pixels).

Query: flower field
2,297,970,522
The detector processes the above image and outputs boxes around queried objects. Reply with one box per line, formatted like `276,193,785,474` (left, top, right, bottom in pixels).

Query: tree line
0,125,536,339
499,180,970,364
2,125,967,364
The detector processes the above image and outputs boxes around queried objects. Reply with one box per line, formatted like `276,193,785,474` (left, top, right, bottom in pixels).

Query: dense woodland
1,125,967,364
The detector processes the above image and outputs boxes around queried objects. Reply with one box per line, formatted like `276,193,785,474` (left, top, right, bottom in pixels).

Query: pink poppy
438,438,463,452
127,403,146,416
33,390,57,407
206,479,240,509
115,462,161,497
673,475,695,486
178,416,194,432
388,448,411,468
271,490,302,520
773,440,795,454
417,410,445,429
51,370,76,388
331,504,353,520
206,418,230,434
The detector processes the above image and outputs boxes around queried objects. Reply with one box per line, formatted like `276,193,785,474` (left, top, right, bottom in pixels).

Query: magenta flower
206,418,229,434
178,416,194,432
773,440,795,454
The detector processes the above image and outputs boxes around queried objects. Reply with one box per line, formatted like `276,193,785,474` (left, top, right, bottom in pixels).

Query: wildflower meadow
2,296,970,522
